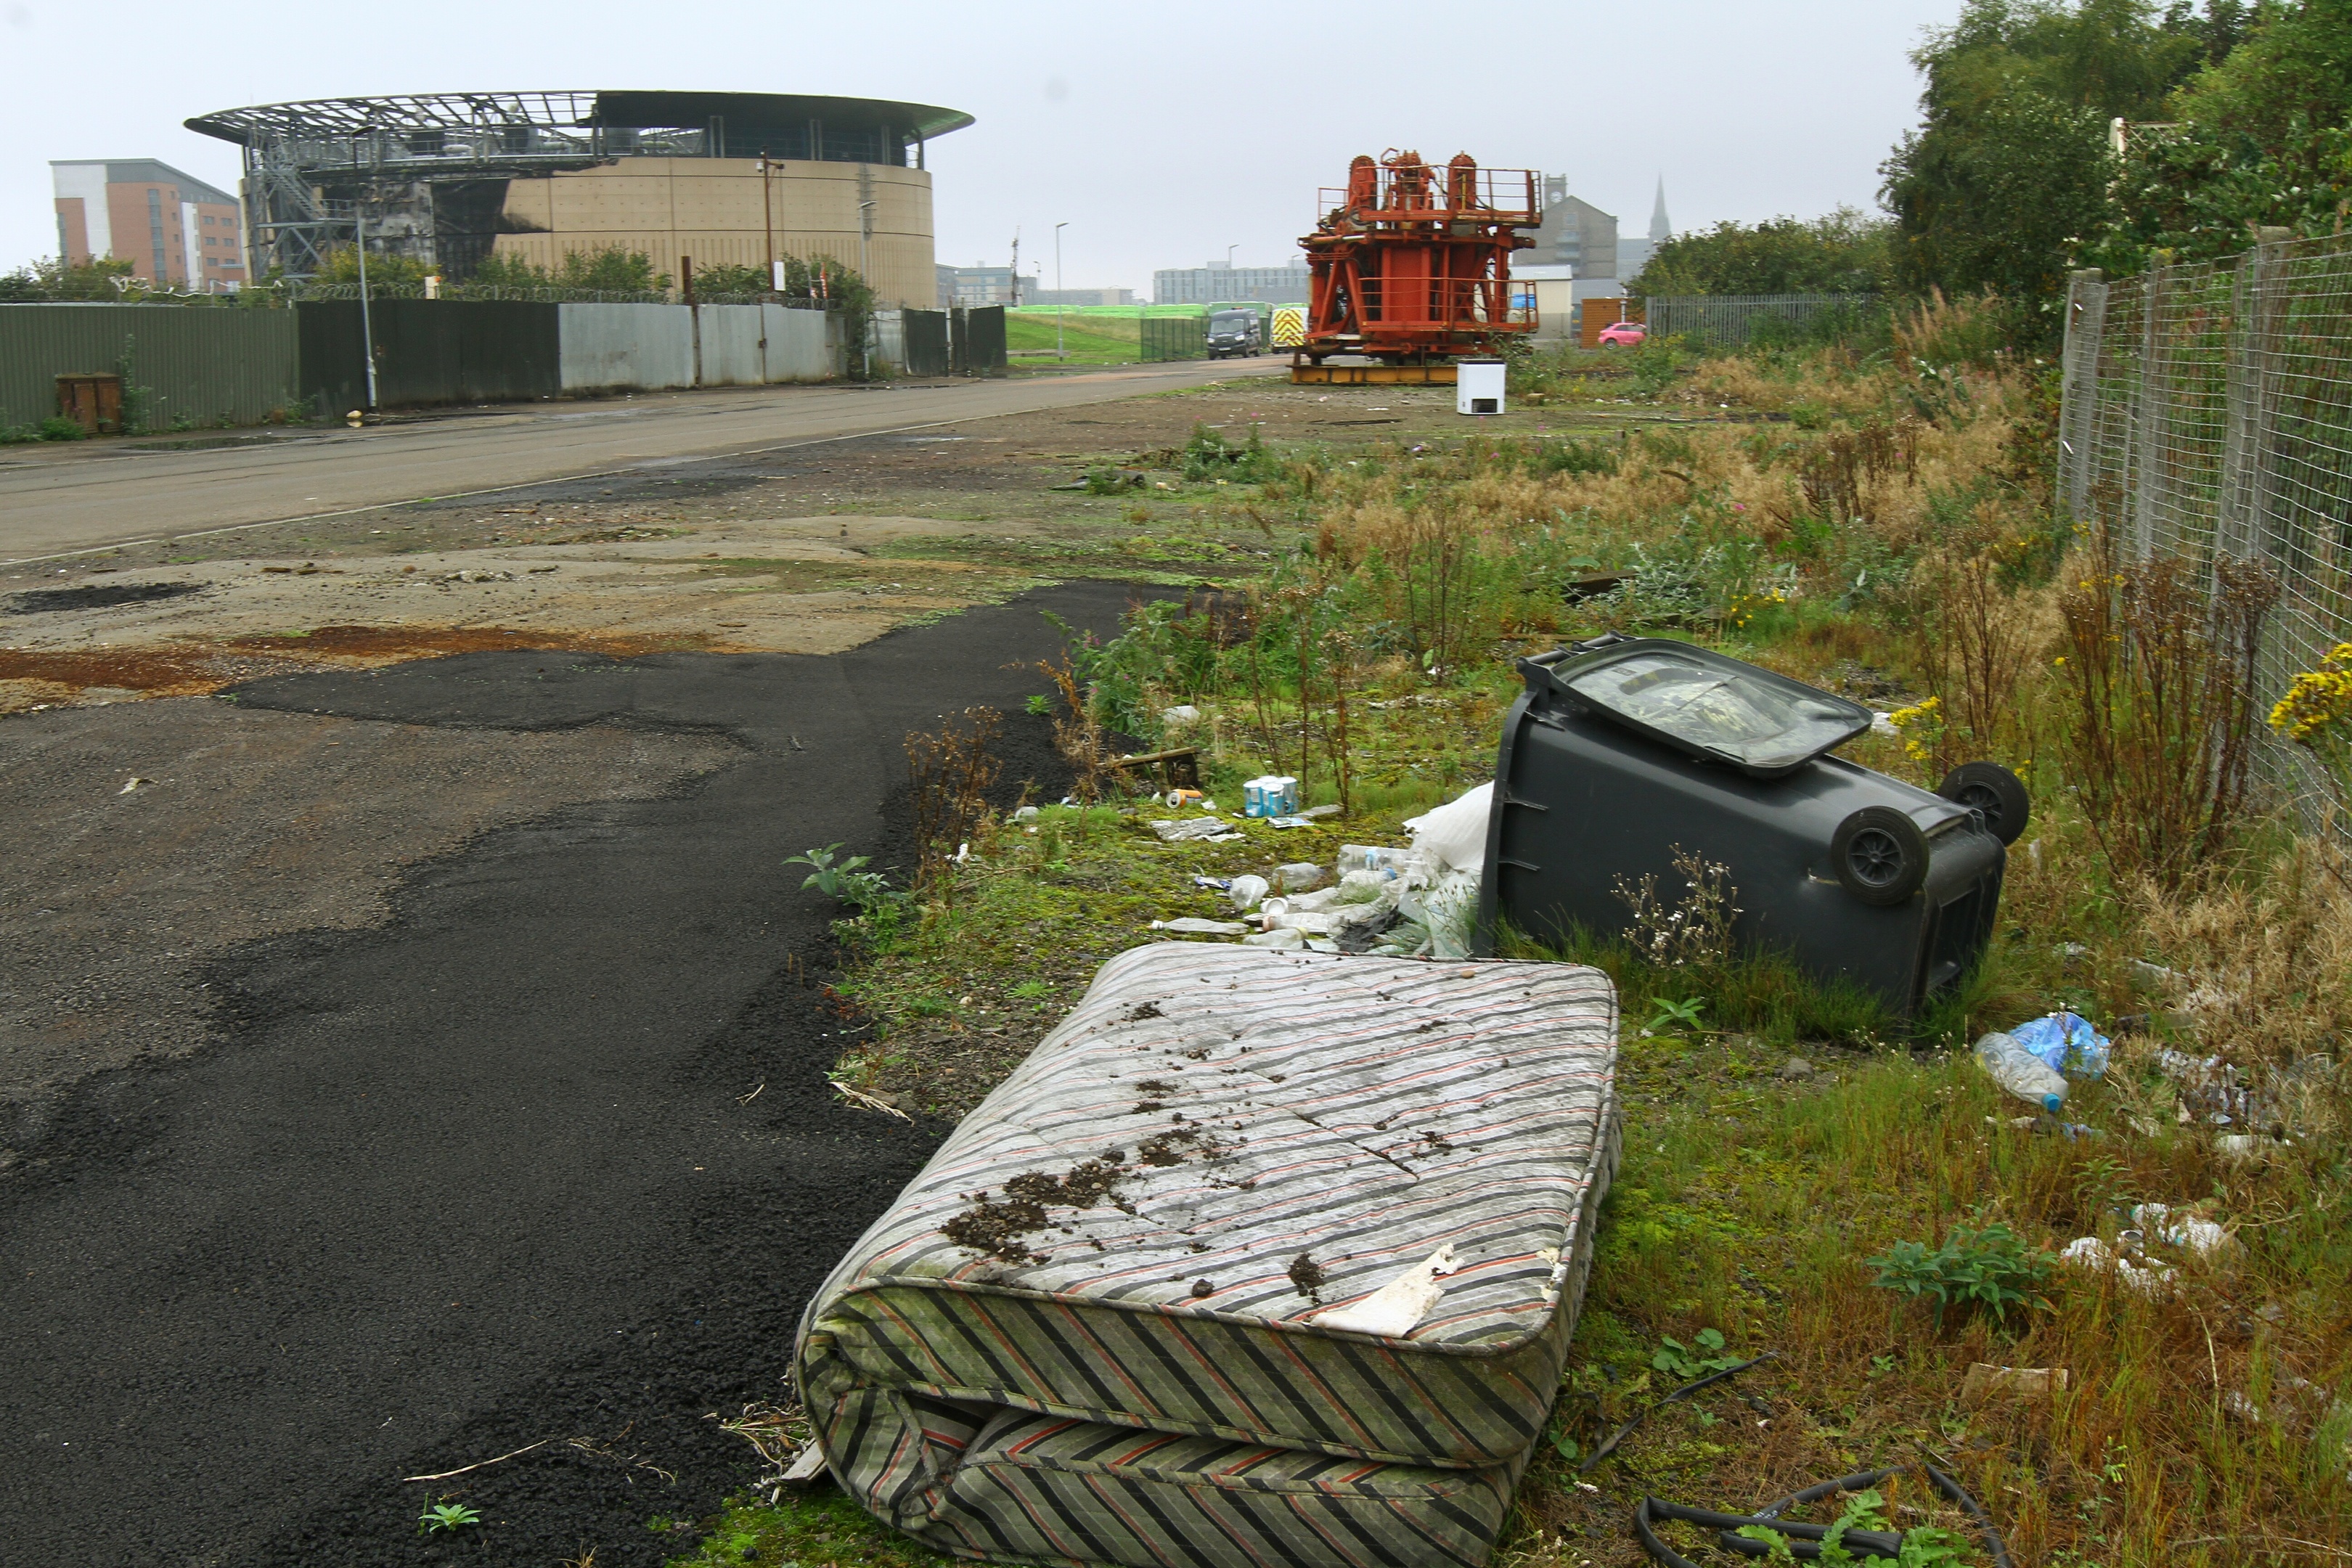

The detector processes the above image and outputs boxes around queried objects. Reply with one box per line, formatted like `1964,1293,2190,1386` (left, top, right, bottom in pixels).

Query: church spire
1649,176,1671,243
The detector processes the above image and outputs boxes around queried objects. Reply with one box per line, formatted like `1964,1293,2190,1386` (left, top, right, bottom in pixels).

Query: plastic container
1474,635,2019,1015
1244,776,1300,817
1975,1031,2066,1112
1226,875,1270,912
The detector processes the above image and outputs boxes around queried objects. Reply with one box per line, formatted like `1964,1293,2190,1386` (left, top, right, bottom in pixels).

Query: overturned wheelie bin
1474,634,2024,1015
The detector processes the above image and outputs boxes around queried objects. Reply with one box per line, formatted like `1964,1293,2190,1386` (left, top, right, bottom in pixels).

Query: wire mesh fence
1641,293,1879,348
2059,234,2352,814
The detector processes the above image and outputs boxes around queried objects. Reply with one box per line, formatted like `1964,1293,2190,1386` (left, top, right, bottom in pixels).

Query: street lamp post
354,194,378,413
760,154,777,292
1053,221,1069,360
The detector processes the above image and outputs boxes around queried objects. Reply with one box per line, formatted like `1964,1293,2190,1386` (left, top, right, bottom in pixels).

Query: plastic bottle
1975,1031,2067,1112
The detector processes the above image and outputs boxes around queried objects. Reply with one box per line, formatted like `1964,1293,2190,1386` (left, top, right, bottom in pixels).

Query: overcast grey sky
1,0,1964,293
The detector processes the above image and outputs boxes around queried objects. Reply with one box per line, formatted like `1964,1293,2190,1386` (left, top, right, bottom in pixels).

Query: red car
1596,320,1646,347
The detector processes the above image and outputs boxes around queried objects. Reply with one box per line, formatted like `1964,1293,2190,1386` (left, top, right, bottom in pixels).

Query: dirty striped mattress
796,942,1620,1568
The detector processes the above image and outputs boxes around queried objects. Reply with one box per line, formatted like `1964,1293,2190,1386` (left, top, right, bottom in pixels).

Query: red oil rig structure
1293,150,1538,383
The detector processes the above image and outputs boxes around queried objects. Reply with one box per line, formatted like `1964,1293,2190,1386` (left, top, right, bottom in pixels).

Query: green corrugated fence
0,304,303,432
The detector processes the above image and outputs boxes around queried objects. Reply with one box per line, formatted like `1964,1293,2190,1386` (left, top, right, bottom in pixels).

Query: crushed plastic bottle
1976,1030,2067,1112
1225,875,1270,912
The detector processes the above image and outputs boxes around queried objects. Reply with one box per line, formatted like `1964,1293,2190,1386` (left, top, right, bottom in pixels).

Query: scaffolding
186,91,974,280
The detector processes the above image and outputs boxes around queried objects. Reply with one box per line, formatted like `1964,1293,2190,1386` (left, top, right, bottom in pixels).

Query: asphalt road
0,580,1153,1567
0,356,1289,565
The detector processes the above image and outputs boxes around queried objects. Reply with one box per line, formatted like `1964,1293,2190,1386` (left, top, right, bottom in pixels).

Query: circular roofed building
186,91,973,305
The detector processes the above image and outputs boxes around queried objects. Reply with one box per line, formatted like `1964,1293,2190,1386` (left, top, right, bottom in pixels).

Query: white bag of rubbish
1402,782,1494,875
1398,783,1494,957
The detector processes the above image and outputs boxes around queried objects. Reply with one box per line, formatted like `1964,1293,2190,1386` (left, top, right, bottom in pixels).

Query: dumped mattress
796,942,1622,1568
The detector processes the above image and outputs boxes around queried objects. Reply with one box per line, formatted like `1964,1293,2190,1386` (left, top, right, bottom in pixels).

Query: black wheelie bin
1472,634,2023,1016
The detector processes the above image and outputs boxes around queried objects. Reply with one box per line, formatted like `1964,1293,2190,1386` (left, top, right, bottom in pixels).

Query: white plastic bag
1403,782,1493,875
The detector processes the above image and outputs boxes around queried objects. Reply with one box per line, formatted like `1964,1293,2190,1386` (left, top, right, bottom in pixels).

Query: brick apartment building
52,160,247,292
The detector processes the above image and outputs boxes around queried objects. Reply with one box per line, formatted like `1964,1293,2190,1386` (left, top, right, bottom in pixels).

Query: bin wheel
1937,761,2031,845
1832,807,1929,905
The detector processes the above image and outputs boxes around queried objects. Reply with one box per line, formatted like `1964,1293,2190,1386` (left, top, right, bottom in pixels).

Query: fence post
2059,270,2105,523
2220,248,2266,564
2130,262,2166,559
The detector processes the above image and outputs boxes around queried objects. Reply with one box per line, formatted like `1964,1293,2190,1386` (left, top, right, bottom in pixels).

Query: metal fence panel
760,304,838,383
296,300,559,412
901,309,950,377
2057,234,2352,815
957,305,1006,373
870,309,907,375
1641,294,1874,348
1141,315,1207,362
0,303,301,430
557,303,694,393
695,305,765,386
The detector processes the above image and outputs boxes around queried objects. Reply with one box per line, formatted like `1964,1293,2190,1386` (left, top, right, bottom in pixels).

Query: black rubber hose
1633,1496,1707,1568
1643,1496,1902,1559
1924,1461,2017,1568
1578,1352,1778,1474
1749,1467,1903,1521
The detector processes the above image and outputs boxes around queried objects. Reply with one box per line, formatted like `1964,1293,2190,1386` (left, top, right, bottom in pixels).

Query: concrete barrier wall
695,305,765,387
557,303,695,393
761,304,839,383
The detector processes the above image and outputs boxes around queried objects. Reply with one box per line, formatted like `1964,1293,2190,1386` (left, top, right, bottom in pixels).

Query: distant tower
1649,176,1671,244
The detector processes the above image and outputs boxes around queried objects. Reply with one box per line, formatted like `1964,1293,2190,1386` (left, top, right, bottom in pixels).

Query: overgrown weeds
905,707,1003,894
2054,537,2280,887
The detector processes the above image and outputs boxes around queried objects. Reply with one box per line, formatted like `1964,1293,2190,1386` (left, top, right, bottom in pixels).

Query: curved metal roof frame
186,90,974,146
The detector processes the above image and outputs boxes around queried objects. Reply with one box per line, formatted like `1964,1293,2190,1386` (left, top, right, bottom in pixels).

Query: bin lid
1543,638,1872,777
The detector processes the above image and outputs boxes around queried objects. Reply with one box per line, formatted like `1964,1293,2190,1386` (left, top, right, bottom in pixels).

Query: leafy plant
1738,1488,1967,1567
1178,422,1281,483
1866,1220,2052,1321
37,415,86,441
785,844,905,918
418,1501,481,1534
1645,995,1708,1035
1025,693,1054,716
1652,1326,1744,1381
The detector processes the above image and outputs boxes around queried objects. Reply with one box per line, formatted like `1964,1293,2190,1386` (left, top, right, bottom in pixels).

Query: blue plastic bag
2012,1010,2110,1078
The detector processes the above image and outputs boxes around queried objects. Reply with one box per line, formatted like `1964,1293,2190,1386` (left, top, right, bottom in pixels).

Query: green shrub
38,416,87,441
1866,1220,2051,1322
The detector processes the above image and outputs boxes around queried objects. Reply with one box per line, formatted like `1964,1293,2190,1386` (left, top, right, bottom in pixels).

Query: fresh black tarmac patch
7,580,202,613
0,581,1159,1568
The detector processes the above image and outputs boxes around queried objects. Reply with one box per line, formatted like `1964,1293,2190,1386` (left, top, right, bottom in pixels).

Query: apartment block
52,160,246,292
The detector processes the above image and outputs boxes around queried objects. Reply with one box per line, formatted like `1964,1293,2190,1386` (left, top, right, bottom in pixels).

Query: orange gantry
1296,150,1538,369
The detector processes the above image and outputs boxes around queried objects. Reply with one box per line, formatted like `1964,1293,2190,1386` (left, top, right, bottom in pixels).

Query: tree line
1631,0,2352,327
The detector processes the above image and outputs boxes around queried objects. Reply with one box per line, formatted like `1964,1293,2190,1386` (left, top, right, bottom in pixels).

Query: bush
1866,1220,2051,1323
38,416,86,441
